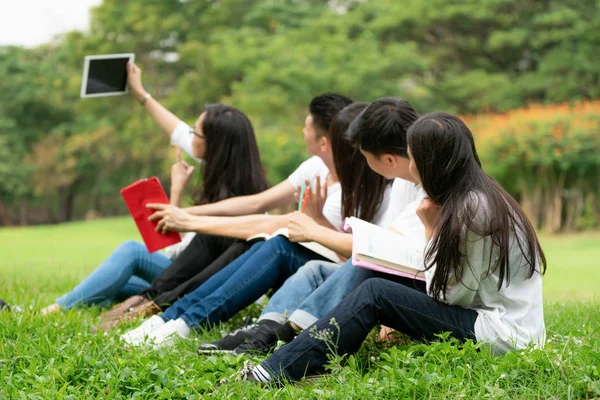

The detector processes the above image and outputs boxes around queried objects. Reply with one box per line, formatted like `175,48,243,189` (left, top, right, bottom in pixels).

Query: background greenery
0,219,598,398
1,0,599,231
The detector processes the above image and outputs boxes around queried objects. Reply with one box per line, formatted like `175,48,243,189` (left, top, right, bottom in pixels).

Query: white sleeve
163,232,196,260
442,230,487,306
287,156,328,190
170,121,203,164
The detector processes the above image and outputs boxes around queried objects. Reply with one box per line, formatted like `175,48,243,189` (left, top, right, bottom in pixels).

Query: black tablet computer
80,53,135,98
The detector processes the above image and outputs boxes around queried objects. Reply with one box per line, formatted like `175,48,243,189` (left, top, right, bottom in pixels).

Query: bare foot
41,303,61,315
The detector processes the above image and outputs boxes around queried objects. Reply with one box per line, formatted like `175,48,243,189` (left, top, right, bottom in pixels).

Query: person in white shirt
243,111,547,384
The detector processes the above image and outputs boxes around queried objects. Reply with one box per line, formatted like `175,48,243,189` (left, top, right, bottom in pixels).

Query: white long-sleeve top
424,194,545,356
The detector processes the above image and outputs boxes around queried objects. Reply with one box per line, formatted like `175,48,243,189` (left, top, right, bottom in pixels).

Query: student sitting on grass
120,102,420,348
42,100,268,316
42,61,269,316
200,98,425,355
240,112,547,384
91,92,353,331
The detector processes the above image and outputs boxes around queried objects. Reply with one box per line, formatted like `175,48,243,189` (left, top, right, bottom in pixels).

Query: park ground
1,217,599,399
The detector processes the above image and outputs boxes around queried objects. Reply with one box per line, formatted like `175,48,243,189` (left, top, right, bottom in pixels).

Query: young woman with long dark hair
41,65,269,315
243,112,547,383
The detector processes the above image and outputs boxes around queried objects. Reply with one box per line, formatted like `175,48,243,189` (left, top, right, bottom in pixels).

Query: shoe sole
197,348,235,355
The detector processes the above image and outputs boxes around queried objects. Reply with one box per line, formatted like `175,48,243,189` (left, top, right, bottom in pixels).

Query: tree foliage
0,0,598,227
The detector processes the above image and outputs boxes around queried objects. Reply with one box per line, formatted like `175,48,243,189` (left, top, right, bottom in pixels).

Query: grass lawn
0,217,599,399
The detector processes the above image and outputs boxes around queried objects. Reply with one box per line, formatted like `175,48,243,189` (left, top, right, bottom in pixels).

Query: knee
264,235,294,255
115,240,146,257
299,260,322,275
356,278,389,302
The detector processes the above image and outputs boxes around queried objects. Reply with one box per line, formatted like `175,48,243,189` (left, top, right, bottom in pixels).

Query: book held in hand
120,177,182,253
247,228,342,264
344,217,426,280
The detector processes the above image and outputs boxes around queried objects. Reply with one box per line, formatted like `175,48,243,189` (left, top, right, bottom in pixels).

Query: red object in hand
300,187,311,213
120,177,181,253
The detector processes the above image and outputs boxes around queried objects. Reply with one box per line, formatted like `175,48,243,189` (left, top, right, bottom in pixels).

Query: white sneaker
120,315,166,346
147,318,191,349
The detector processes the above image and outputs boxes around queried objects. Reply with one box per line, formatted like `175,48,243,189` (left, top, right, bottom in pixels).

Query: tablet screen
85,57,129,95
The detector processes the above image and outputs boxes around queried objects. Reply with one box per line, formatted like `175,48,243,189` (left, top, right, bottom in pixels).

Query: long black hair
407,112,546,300
192,105,269,205
329,103,390,221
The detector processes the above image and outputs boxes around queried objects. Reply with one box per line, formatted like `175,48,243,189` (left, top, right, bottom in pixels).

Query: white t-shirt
389,186,427,238
372,179,421,228
288,156,342,230
170,121,203,163
423,193,545,356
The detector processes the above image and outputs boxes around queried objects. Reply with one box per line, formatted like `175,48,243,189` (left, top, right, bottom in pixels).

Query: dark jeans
139,233,240,307
261,277,478,382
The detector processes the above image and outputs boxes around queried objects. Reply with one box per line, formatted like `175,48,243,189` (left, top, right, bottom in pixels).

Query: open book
344,217,426,281
247,228,342,264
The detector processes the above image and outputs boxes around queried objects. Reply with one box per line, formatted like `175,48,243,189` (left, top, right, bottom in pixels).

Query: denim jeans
161,236,325,329
55,241,171,309
261,277,478,382
258,260,342,325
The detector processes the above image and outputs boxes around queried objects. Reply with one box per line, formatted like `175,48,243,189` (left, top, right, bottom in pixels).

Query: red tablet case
120,177,181,253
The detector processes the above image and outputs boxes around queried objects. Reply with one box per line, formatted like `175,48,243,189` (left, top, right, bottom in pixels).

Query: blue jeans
161,236,325,329
55,241,171,309
263,259,372,329
258,260,342,325
261,277,478,382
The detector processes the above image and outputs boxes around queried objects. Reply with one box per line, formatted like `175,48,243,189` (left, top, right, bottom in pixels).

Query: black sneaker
0,299,9,312
198,323,260,355
232,320,285,356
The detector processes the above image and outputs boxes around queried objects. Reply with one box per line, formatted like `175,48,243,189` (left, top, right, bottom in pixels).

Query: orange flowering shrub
464,102,600,232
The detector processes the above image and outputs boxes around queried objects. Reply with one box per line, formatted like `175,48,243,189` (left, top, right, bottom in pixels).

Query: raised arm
184,180,297,216
127,62,180,138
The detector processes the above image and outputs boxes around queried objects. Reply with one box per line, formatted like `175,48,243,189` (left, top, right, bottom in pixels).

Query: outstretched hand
147,203,192,234
288,211,320,242
127,61,146,100
171,146,196,193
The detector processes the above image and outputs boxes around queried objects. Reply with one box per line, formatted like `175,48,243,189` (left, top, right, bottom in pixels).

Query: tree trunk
60,182,79,222
19,201,28,226
551,171,566,233
0,197,12,226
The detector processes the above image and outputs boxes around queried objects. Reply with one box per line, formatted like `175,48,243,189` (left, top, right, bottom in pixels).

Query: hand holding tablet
80,53,135,98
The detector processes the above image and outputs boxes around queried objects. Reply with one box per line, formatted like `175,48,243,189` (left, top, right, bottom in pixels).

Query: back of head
309,93,354,136
346,97,420,157
407,112,545,299
194,104,269,204
407,112,482,206
330,102,390,221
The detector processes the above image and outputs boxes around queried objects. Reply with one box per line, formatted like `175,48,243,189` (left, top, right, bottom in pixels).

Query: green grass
1,218,599,399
